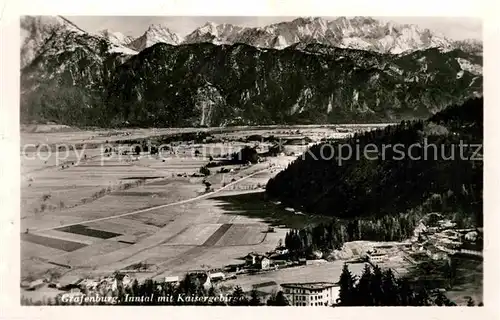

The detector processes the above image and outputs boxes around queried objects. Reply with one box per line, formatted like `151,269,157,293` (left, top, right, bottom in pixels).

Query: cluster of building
356,215,483,278
410,215,483,260
363,242,412,274
223,245,293,275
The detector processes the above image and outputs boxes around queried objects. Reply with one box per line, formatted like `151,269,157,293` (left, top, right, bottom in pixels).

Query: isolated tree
180,273,205,298
150,145,158,155
434,292,453,306
276,291,290,306
337,263,357,306
266,290,289,306
249,288,262,306
355,264,373,306
233,146,259,164
369,265,384,306
396,277,414,306
413,288,432,306
208,285,226,306
466,297,475,306
131,279,140,297
230,286,248,306
446,258,458,288
200,166,211,176
277,239,283,249
381,269,399,306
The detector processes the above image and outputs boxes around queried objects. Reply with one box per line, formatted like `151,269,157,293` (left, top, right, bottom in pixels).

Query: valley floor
19,125,482,305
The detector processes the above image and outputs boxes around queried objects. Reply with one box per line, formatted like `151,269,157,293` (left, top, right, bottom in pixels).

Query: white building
209,272,225,281
367,252,386,264
281,282,340,306
164,276,180,285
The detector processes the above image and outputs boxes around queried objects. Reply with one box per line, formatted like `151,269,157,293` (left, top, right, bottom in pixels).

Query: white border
1,0,499,319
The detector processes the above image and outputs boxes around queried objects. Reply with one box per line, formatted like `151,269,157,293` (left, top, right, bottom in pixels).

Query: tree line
283,212,420,259
337,263,481,306
266,98,483,226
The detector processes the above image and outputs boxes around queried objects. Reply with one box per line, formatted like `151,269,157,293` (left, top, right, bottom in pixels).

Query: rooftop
281,282,338,290
209,272,225,278
164,276,179,283
369,252,386,256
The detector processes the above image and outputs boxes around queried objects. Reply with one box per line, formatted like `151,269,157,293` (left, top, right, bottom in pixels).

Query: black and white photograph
11,10,488,308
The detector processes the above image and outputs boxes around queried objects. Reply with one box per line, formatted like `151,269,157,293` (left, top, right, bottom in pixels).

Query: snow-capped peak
20,15,87,68
128,24,182,51
184,21,245,45
98,29,135,46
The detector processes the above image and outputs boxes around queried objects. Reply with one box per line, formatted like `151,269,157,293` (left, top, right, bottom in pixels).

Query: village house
257,256,271,270
112,273,132,291
56,276,83,291
440,229,461,240
245,252,259,265
465,231,478,242
437,219,457,230
245,252,272,270
281,282,340,306
457,248,483,258
273,246,289,256
79,279,100,291
367,252,386,265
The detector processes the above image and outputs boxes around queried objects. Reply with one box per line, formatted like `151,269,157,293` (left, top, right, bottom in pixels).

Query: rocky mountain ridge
183,17,455,54
128,24,184,51
21,16,483,68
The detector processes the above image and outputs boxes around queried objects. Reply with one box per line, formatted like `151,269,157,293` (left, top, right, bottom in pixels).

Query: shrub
200,166,211,176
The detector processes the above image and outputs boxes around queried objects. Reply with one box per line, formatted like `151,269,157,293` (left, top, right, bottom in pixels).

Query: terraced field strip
201,223,233,246
21,241,67,260
21,233,88,252
213,224,267,246
165,224,223,246
102,225,193,267
252,281,277,289
49,240,131,267
56,224,122,239
82,219,160,236
151,246,208,278
32,229,98,246
31,168,270,232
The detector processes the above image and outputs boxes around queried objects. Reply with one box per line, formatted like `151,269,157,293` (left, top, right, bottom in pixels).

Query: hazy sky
66,16,482,41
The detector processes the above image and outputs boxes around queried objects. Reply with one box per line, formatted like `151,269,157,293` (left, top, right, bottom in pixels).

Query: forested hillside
266,98,483,225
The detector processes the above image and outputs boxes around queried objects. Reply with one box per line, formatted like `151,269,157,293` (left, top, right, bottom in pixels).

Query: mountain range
95,17,484,55
20,16,483,127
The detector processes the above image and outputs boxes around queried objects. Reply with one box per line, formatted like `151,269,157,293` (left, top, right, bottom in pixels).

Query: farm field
20,125,384,294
